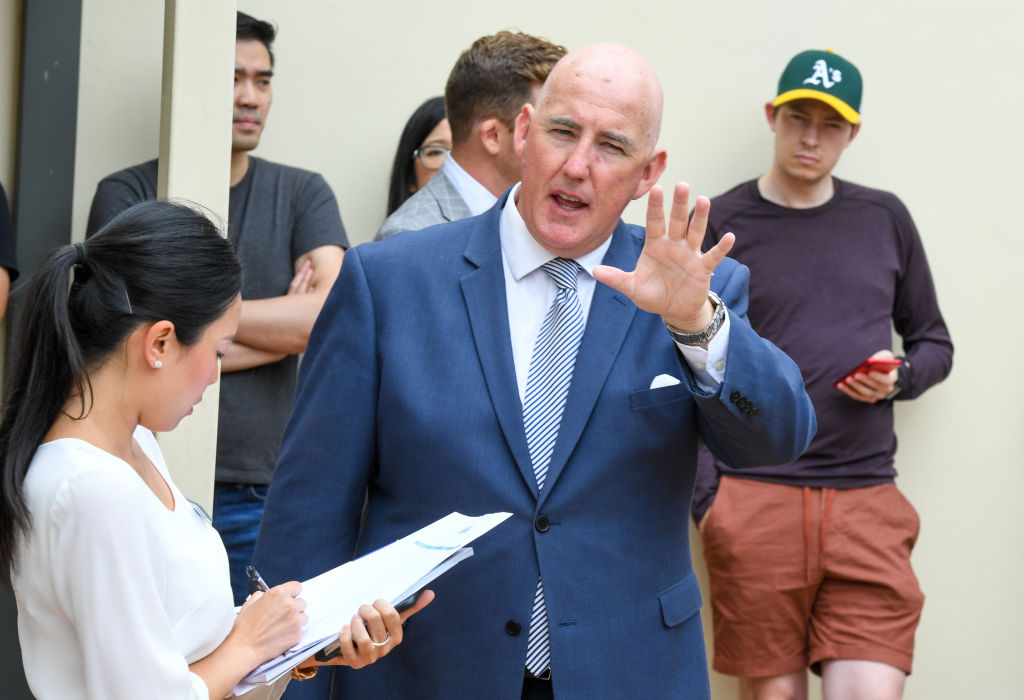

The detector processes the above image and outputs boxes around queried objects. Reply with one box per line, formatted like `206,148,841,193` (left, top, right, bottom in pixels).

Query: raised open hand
593,183,734,332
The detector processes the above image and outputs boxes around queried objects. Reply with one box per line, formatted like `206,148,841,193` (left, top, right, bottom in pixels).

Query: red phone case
833,358,901,388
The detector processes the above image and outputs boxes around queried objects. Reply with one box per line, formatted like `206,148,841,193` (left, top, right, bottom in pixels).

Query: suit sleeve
253,249,381,698
254,246,377,582
691,259,748,523
688,258,816,473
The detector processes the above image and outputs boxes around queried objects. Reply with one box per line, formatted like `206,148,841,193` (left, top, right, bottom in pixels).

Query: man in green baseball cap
692,48,953,700
772,48,863,123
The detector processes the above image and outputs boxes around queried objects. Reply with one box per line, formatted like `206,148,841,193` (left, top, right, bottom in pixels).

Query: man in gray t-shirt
86,13,347,604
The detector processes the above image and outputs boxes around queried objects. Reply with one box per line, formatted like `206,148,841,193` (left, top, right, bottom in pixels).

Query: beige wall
0,1,20,190
72,0,164,241
69,1,1022,697
0,0,22,381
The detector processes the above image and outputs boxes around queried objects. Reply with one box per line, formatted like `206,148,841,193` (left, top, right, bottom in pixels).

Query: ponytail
0,200,242,586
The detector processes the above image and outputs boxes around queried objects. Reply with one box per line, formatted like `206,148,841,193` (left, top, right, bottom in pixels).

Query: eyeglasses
413,144,450,171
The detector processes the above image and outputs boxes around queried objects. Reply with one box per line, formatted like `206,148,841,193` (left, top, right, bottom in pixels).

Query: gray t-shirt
86,156,349,484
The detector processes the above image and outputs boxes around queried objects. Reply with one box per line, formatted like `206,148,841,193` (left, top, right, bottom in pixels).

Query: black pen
246,565,270,593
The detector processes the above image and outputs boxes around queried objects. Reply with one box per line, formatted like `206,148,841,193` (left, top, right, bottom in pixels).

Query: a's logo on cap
802,59,843,90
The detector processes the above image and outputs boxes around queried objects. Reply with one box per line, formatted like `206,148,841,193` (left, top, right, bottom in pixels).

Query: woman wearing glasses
0,201,432,699
385,96,451,217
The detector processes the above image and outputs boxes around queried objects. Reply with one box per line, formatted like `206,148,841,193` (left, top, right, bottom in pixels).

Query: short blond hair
445,31,567,144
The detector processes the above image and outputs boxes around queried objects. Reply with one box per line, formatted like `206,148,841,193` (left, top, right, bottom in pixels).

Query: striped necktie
522,257,585,677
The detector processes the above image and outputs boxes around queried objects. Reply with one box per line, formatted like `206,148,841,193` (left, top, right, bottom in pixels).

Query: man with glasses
85,12,347,606
375,31,566,241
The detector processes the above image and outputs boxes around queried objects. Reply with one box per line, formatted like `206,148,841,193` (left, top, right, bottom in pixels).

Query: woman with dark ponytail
0,201,429,699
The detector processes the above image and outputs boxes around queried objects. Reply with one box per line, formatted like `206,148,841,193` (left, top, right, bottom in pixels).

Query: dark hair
236,11,277,67
445,31,566,144
0,200,242,587
386,96,446,216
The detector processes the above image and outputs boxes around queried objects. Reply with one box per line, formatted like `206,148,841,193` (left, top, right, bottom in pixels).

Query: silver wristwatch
665,291,726,346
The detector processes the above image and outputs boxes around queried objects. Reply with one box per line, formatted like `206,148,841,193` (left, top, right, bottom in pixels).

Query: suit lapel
460,195,538,494
460,211,642,502
433,171,473,223
539,222,640,502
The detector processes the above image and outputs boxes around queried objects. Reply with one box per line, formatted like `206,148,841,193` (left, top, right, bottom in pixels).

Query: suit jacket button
730,390,741,403
750,406,760,416
506,620,522,636
535,516,550,533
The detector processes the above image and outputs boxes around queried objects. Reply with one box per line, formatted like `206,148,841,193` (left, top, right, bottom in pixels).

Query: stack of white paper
233,511,511,695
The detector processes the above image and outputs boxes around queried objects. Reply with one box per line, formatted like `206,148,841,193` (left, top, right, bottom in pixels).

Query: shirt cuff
674,312,731,392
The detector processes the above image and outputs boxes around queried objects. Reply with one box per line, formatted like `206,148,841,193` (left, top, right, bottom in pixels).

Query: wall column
155,0,235,511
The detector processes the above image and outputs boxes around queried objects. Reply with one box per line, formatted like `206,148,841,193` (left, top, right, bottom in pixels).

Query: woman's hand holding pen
230,580,308,670
311,589,435,669
190,579,308,696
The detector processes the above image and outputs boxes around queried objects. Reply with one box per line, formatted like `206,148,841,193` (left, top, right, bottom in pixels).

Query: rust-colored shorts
700,476,924,678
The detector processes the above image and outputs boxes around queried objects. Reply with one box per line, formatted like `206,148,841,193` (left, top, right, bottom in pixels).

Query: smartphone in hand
833,357,901,389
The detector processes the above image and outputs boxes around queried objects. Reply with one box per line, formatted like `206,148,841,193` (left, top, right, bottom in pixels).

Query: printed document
234,511,511,695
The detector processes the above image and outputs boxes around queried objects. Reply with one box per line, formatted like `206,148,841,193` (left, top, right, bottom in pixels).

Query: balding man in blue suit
255,43,815,700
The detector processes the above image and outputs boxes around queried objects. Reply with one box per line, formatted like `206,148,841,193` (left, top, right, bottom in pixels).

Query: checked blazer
375,169,473,241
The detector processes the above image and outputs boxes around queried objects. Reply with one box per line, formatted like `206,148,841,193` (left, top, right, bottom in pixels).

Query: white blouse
13,427,286,699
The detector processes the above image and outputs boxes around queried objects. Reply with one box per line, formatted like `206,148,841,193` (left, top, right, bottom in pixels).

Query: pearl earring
153,360,163,369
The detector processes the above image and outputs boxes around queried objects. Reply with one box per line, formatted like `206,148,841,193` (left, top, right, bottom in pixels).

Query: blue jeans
213,482,269,606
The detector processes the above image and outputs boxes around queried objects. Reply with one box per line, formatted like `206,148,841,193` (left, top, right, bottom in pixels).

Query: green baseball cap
773,49,862,124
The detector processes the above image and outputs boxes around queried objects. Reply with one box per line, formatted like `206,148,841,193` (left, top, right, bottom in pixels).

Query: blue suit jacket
254,192,815,699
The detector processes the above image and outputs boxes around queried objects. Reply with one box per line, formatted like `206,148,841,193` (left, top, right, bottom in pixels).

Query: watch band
291,665,319,680
665,291,726,346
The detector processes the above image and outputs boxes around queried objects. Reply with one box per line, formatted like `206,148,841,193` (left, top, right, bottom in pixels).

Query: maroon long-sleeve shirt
693,178,953,522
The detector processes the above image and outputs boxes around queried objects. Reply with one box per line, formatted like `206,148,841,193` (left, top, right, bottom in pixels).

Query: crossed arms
221,244,344,372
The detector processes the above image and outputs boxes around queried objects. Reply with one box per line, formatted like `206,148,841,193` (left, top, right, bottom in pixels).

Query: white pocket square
650,373,681,389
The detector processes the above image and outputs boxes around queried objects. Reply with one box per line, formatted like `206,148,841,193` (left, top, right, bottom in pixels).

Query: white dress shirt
13,427,287,700
441,156,498,216
498,183,730,397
